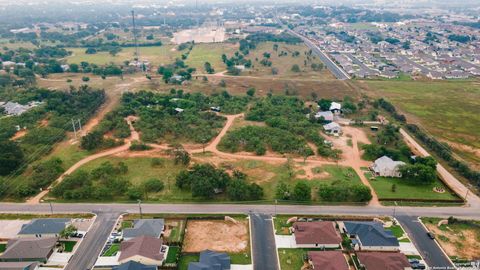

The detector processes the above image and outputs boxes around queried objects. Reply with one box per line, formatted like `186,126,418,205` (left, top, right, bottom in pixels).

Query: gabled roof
123,219,165,239
113,261,157,270
293,222,342,245
329,102,342,111
0,262,38,270
372,156,405,174
18,218,69,235
357,252,410,270
314,111,333,121
308,251,348,270
344,222,399,247
0,238,56,261
323,122,341,131
188,250,231,270
119,236,164,263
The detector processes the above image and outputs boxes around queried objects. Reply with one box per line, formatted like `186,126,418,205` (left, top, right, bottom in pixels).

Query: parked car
427,232,436,239
409,258,420,264
411,263,426,269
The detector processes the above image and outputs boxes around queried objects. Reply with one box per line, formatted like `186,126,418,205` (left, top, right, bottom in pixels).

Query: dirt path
400,128,480,207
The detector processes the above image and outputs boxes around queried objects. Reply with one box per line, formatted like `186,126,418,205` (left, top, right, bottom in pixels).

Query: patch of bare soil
425,224,480,260
11,129,27,140
183,220,249,253
444,140,480,160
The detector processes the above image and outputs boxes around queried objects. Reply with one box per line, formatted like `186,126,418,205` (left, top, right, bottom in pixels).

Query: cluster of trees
221,52,252,75
406,124,480,187
399,156,437,184
0,86,104,179
374,98,406,122
448,34,474,44
318,181,372,202
276,181,312,202
157,58,196,84
362,124,411,162
176,164,263,201
51,161,132,200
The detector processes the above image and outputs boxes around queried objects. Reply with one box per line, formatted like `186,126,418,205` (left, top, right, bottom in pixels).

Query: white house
323,122,342,135
371,156,405,177
329,102,342,114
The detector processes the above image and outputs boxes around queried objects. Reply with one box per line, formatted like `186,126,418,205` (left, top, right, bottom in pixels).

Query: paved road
65,211,120,270
286,29,350,80
250,213,278,270
397,215,455,269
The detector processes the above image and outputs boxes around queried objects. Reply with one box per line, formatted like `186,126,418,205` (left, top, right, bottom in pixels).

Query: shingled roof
113,261,157,270
293,222,342,245
357,252,410,270
0,262,38,270
18,218,69,235
344,222,399,247
119,236,165,263
123,219,165,239
0,238,56,261
308,251,349,270
188,250,231,270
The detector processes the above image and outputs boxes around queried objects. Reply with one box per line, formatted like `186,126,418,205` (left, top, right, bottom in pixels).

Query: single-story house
329,102,342,114
188,250,230,270
342,222,399,251
0,238,57,263
118,236,167,266
371,156,405,177
17,219,70,238
0,262,38,270
113,261,157,270
312,111,333,122
308,251,349,270
323,122,342,135
356,252,411,270
292,222,342,248
123,219,165,240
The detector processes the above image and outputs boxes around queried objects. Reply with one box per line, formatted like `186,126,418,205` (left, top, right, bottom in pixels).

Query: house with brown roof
0,238,56,263
118,236,167,266
357,252,411,270
308,251,349,270
292,222,342,248
0,262,38,270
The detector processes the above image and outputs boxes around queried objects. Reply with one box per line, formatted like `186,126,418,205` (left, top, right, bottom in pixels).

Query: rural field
357,79,480,168
185,42,238,72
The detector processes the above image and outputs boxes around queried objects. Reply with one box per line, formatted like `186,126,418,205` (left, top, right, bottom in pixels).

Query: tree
246,87,256,97
291,64,301,72
173,146,190,165
292,181,311,201
318,99,332,111
276,182,290,200
69,63,79,73
85,48,97,54
80,131,104,150
204,62,215,74
0,140,24,176
60,225,77,239
143,178,164,198
82,76,90,82
391,184,397,192
127,185,143,200
399,164,436,184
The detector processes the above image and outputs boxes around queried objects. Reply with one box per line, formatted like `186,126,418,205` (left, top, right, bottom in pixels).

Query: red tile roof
308,251,349,270
293,222,341,245
357,252,410,270
119,236,164,262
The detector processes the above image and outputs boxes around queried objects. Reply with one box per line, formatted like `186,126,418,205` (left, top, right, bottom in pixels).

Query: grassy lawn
165,246,180,264
359,79,480,166
59,241,77,252
102,244,120,256
388,225,410,243
165,219,186,242
178,254,200,270
230,252,252,264
311,165,362,185
186,43,237,72
274,216,293,235
0,243,6,253
368,175,460,201
278,248,309,270
66,45,181,66
121,220,133,230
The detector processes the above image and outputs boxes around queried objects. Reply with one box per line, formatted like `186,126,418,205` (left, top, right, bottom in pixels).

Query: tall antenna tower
131,10,140,61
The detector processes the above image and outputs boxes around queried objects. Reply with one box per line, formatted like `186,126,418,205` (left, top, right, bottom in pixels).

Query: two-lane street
250,213,278,270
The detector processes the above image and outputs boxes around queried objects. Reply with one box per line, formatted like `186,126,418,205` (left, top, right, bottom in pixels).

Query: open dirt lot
183,219,249,253
425,222,480,260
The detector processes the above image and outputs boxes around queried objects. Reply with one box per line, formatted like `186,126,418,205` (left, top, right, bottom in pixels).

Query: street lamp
137,199,143,219
49,202,53,215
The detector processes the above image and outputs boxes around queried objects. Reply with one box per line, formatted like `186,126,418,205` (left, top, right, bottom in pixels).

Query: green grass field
278,248,309,270
165,246,180,264
60,240,77,252
66,45,181,66
178,254,200,270
367,174,459,201
0,243,6,253
102,244,120,256
185,43,237,73
388,225,410,243
359,79,480,166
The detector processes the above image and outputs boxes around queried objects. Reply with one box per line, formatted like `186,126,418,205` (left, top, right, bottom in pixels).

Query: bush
143,178,165,193
318,181,372,202
292,181,311,202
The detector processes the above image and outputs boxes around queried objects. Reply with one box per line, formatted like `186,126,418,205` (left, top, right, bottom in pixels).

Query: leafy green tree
144,178,165,193
246,88,256,97
0,140,24,176
291,64,301,72
399,164,436,184
127,186,143,200
60,225,77,239
275,182,290,200
292,181,311,201
318,99,332,111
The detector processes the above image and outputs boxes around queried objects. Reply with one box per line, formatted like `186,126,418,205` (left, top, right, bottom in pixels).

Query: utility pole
138,199,143,219
77,119,82,132
131,10,140,61
49,201,53,215
71,118,77,139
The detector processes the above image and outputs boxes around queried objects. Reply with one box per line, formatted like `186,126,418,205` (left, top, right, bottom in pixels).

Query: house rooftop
119,236,164,263
18,218,69,235
123,219,165,239
344,221,399,247
0,238,56,261
188,250,231,270
113,261,157,270
357,252,410,270
308,251,348,270
293,222,341,245
0,262,38,270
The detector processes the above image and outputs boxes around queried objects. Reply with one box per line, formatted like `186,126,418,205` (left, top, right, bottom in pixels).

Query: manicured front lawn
278,248,309,270
230,252,252,264
102,244,120,256
165,246,180,264
59,240,77,252
274,216,293,235
0,243,6,253
368,176,459,201
178,254,200,270
388,225,410,243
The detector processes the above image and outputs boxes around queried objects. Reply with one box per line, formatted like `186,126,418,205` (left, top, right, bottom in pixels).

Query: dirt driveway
183,219,249,253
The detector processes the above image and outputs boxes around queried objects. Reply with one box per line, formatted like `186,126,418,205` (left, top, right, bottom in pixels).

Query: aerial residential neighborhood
0,0,479,269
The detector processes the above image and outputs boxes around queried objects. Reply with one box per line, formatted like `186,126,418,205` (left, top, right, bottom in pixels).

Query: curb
417,217,457,269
